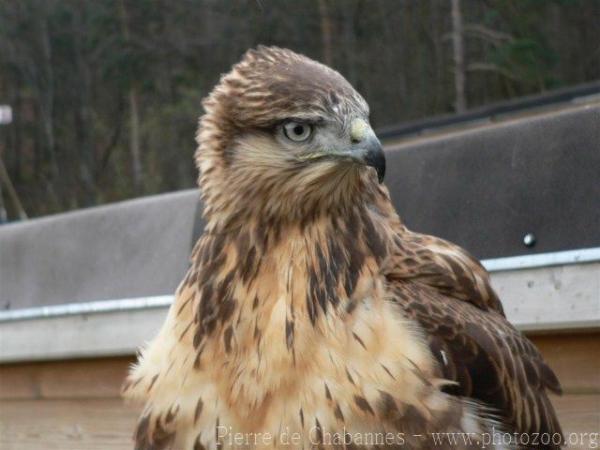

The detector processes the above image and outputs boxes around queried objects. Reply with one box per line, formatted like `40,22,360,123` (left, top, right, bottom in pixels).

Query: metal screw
523,233,536,247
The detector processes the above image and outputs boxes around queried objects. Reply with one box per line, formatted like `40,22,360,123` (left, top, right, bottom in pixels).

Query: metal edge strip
481,246,600,272
1,247,598,323
0,295,173,323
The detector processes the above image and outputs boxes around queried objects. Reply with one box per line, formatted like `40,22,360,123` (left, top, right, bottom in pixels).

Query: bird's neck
189,182,399,349
199,163,390,233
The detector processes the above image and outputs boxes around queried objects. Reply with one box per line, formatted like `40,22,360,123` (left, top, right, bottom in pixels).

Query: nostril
351,137,361,144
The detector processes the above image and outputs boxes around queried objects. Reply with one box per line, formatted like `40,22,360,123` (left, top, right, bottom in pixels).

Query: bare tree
318,0,333,67
451,0,466,112
0,157,27,220
1,0,597,218
37,6,59,179
118,0,143,192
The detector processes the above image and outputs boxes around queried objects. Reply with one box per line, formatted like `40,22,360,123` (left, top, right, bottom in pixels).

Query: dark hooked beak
351,135,386,183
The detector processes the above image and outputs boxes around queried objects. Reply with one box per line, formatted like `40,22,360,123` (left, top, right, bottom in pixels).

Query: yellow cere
350,118,369,143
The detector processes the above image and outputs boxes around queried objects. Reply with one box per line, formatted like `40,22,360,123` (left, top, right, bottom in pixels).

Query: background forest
0,0,599,219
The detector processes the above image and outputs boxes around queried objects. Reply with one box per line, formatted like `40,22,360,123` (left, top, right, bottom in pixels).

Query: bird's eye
283,122,313,142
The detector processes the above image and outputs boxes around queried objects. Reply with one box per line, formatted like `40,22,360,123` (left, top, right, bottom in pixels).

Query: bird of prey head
197,46,385,227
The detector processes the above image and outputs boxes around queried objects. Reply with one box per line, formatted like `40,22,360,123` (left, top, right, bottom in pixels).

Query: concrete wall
385,104,600,258
0,190,201,309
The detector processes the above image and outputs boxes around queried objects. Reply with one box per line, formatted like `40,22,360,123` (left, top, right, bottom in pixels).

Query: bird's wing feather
388,231,505,314
385,231,563,448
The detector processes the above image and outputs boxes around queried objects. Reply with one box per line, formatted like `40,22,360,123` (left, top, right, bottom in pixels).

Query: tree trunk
430,0,444,112
0,180,6,223
38,10,59,178
119,0,143,191
0,157,27,220
72,4,96,207
342,1,359,86
318,0,333,67
451,0,467,112
129,88,142,190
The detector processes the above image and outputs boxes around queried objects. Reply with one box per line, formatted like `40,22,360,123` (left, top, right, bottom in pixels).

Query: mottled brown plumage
123,46,562,450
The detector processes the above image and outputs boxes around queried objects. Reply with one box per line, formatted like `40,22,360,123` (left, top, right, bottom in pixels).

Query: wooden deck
0,332,598,449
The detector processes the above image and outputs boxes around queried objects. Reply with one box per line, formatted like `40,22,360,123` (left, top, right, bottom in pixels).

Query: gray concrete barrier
0,190,200,309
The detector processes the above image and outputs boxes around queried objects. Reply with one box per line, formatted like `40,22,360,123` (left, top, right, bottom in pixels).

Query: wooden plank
0,396,596,450
1,333,597,400
0,362,40,400
0,399,140,450
0,356,134,400
551,395,600,449
530,333,600,395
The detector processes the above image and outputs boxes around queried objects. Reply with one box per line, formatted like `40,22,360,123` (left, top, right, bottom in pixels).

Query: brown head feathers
196,46,374,230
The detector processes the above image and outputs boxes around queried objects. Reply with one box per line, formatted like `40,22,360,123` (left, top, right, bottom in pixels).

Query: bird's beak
301,119,386,183
348,119,386,183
